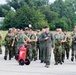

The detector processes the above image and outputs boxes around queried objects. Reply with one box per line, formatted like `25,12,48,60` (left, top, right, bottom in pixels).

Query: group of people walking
0,26,76,68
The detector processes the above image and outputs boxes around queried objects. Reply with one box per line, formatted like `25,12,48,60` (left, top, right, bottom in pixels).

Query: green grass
1,31,7,40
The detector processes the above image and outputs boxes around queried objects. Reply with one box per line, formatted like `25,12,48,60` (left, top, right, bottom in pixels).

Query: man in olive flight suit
41,26,54,68
39,28,46,63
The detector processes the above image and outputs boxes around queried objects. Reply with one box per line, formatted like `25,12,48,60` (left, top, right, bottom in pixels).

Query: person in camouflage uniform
12,28,18,58
71,26,76,61
0,32,2,54
58,28,65,63
63,30,70,59
29,27,37,61
54,29,62,65
4,30,13,60
24,27,31,38
36,29,41,60
16,29,30,54
24,27,31,59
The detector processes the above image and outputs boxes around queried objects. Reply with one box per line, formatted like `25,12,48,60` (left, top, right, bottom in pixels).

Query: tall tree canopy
1,0,76,30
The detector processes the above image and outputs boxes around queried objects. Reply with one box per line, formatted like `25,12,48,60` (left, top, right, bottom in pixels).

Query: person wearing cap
29,27,37,61
71,26,76,61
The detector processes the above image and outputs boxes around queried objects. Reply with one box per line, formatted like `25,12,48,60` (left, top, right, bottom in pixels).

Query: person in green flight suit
39,28,46,63
41,26,54,68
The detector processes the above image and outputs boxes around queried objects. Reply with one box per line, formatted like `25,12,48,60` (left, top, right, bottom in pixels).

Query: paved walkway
0,46,76,75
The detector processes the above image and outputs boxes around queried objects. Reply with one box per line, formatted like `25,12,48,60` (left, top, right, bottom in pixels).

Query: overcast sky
0,0,55,4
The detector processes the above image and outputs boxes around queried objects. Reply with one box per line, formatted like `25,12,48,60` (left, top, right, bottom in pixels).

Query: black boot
40,60,43,63
4,56,7,60
9,57,11,60
71,57,74,62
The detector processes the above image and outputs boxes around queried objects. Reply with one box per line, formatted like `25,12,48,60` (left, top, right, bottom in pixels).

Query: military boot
9,55,11,60
0,50,2,54
54,62,58,65
44,65,50,68
71,56,74,62
4,56,7,60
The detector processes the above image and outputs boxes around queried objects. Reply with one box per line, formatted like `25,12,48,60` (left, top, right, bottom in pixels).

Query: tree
2,4,48,30
2,10,16,30
6,0,25,10
0,4,10,17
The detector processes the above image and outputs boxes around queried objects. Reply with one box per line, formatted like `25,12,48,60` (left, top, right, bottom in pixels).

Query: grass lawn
1,31,7,40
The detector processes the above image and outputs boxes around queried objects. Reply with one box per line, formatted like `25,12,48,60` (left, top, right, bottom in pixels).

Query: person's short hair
37,29,40,32
25,27,29,30
30,27,34,31
44,26,49,29
8,30,12,33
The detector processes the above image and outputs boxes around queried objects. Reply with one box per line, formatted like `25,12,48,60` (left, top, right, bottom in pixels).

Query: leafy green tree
15,5,48,29
0,4,10,17
2,4,48,30
2,10,16,30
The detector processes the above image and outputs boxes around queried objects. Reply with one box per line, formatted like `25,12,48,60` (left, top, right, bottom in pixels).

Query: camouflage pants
65,44,70,59
62,44,65,62
5,46,13,58
12,45,17,57
29,46,37,61
54,46,62,64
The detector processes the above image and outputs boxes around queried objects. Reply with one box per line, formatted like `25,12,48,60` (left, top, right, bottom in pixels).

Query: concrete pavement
0,46,76,75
